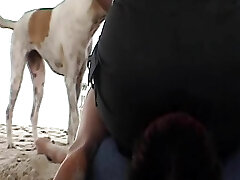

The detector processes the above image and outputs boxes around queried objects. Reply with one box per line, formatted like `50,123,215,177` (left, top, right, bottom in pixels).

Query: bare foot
35,137,67,163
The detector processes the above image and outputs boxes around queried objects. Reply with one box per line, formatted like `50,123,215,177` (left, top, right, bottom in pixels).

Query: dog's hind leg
27,50,45,142
6,46,27,148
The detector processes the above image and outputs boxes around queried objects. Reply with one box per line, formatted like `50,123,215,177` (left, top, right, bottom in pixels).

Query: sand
0,124,68,180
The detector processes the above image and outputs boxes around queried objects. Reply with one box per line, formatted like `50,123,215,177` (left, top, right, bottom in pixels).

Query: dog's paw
7,143,15,149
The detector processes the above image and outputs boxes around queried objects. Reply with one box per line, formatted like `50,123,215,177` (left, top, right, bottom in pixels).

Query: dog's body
0,0,107,148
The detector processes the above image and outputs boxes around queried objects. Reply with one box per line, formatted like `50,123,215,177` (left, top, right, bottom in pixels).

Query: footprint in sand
12,127,20,131
23,134,33,138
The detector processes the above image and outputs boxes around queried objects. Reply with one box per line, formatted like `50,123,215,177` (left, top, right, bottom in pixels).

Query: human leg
223,150,240,180
87,137,130,180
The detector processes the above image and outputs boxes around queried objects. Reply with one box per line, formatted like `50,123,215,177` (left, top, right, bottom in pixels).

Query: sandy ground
0,124,68,180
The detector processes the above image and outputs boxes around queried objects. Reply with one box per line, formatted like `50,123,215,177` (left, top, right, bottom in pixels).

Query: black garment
89,0,240,160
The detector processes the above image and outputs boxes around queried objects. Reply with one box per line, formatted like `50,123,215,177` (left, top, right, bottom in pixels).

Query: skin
36,89,108,179
35,137,67,163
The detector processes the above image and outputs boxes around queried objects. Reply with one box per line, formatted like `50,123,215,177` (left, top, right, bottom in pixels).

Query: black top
89,0,240,160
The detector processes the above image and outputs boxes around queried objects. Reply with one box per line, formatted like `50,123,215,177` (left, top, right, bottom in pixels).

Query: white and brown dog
0,0,109,148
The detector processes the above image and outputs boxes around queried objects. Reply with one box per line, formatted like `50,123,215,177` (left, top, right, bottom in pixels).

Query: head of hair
130,112,221,180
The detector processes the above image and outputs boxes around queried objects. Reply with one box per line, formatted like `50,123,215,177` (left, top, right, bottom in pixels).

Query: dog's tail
0,16,16,30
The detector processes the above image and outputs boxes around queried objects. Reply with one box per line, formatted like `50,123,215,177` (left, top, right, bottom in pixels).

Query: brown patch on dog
58,44,68,75
90,0,107,20
28,9,52,48
89,0,107,37
32,73,37,78
59,45,66,70
55,62,63,68
94,0,111,12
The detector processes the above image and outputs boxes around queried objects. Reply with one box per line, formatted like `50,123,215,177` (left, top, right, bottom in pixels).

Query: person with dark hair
130,113,221,180
36,0,240,179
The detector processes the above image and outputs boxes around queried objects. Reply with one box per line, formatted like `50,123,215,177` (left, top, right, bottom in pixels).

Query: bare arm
54,89,108,180
69,88,107,154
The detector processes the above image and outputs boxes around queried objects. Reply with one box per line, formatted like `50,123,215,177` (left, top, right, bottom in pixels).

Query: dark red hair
130,112,221,180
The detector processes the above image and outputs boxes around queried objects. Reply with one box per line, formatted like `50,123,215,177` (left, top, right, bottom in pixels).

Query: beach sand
0,124,68,180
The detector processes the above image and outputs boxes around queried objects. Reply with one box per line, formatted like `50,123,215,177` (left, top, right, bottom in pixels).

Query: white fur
0,0,106,148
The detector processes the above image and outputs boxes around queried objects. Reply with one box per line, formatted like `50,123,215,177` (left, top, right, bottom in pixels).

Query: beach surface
0,124,68,180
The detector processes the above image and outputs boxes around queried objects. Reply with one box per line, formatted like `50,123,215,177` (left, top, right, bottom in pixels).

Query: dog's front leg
64,56,81,145
65,76,79,145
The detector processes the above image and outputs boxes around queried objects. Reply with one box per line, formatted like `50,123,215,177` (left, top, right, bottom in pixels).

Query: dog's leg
66,74,79,145
27,50,45,142
6,47,27,148
76,42,91,107
64,55,84,145
76,60,87,101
